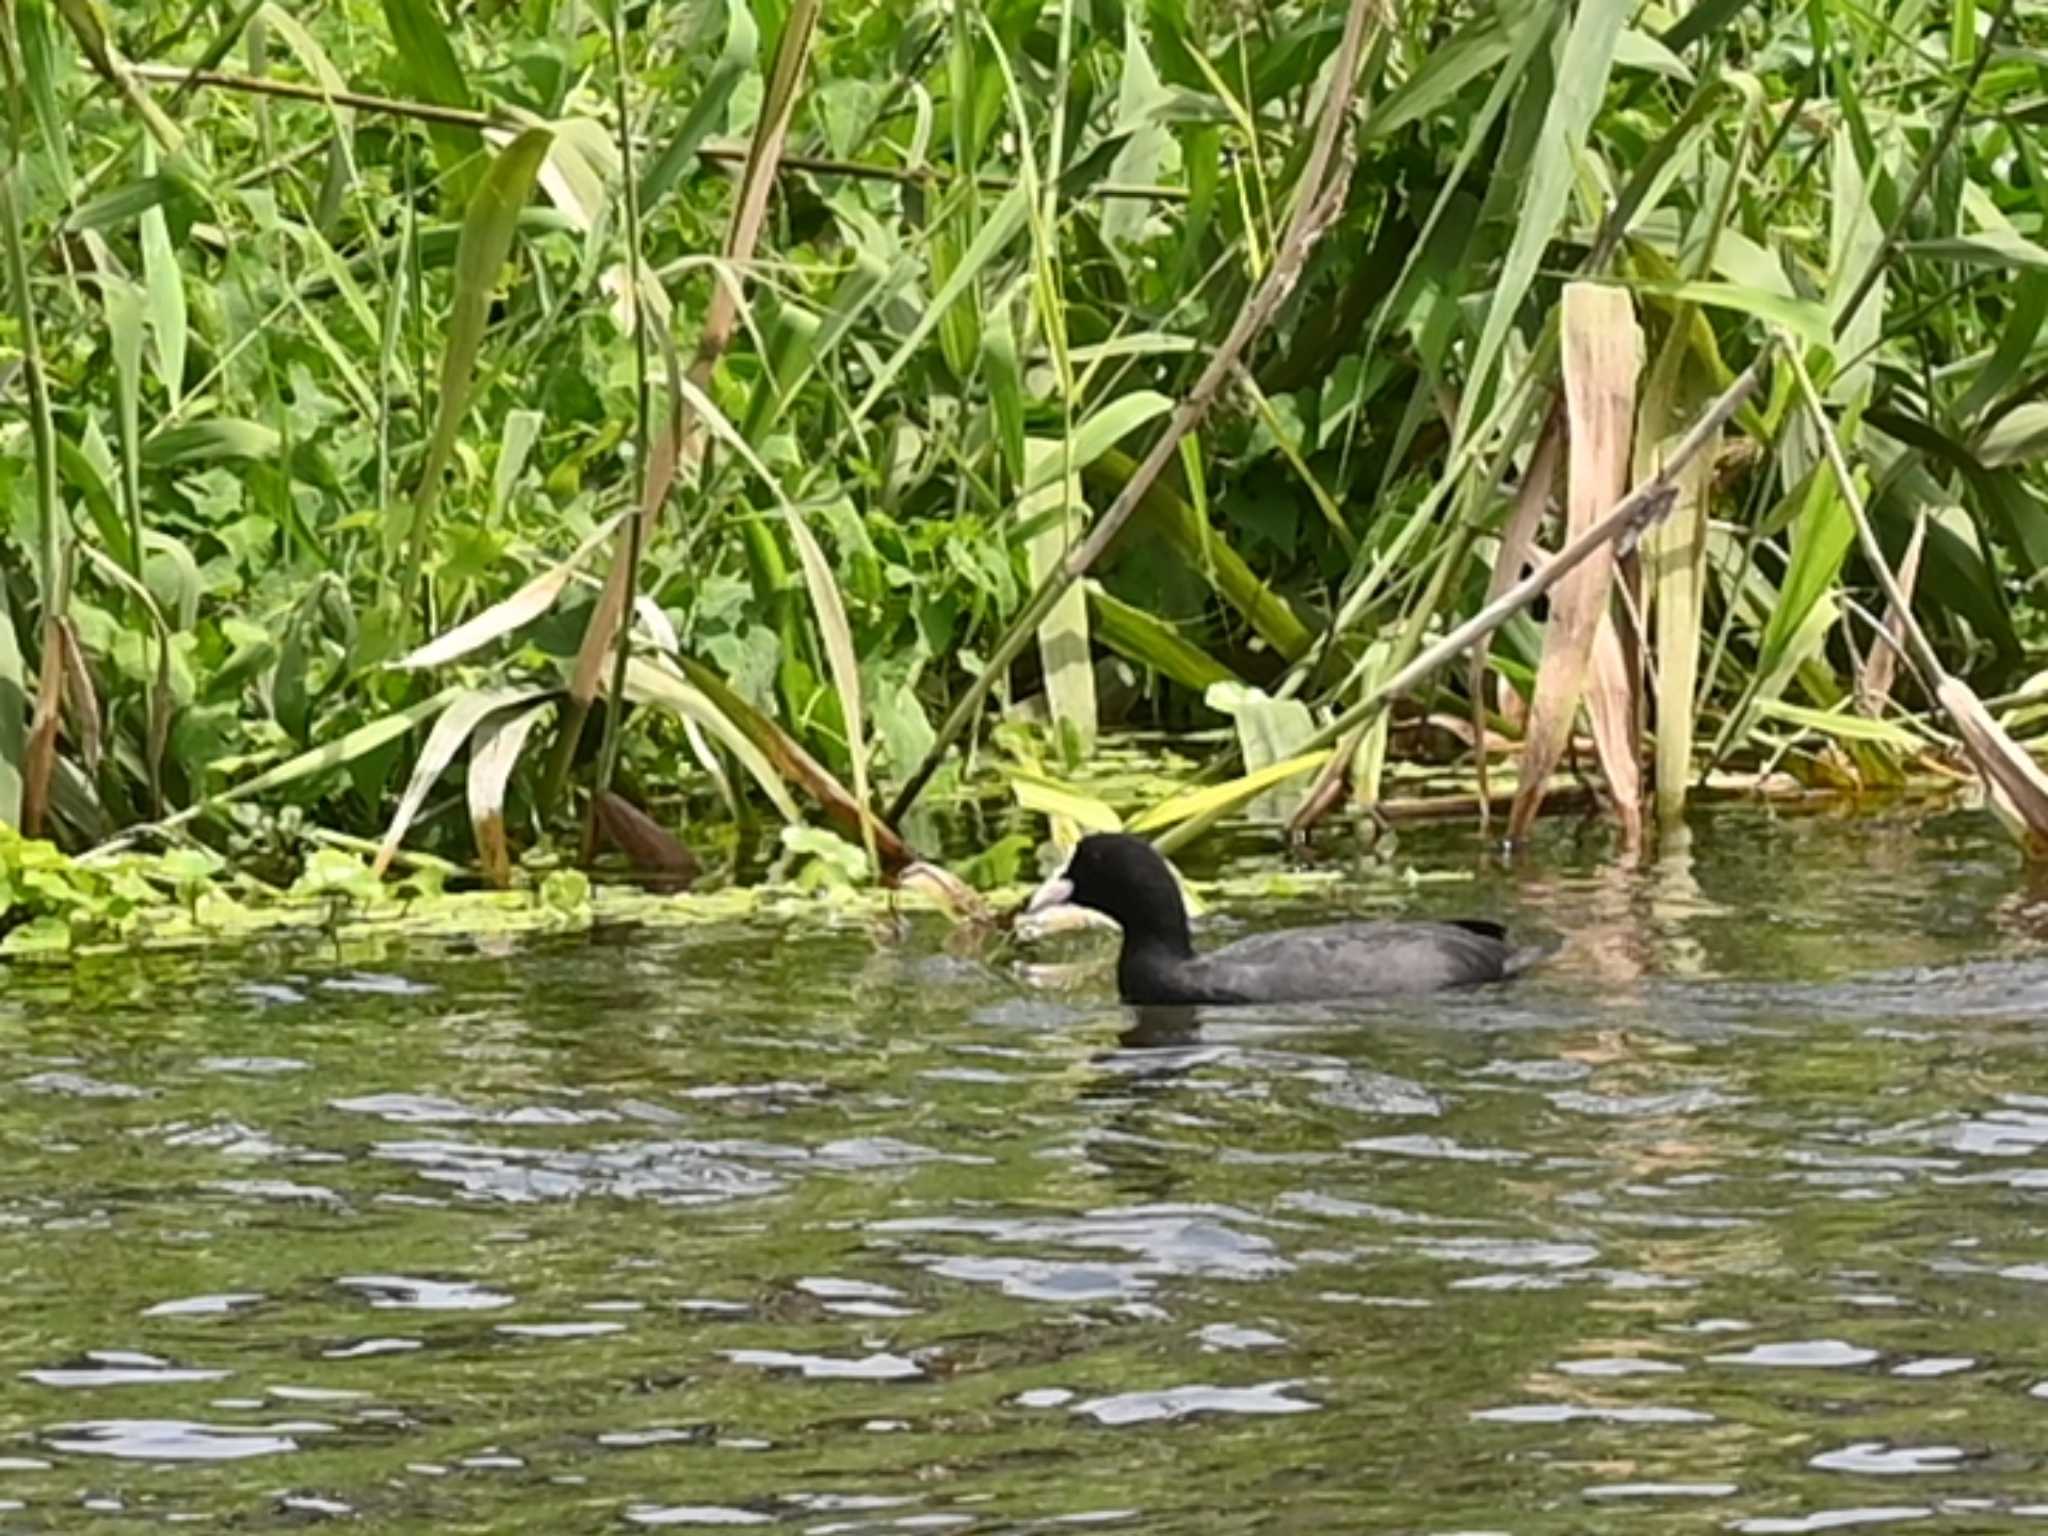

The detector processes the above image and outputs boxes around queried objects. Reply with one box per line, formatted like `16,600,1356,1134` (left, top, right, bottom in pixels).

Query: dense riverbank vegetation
3,0,2047,936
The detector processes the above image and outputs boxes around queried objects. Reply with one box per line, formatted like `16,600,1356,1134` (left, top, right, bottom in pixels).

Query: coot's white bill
1025,871,1075,915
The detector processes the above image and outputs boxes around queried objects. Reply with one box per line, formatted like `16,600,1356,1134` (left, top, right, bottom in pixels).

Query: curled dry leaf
468,698,556,888
374,688,547,878
1938,676,2048,858
593,790,700,886
891,861,993,926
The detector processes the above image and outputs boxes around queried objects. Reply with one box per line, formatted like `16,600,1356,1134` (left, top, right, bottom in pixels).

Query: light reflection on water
3,809,2048,1530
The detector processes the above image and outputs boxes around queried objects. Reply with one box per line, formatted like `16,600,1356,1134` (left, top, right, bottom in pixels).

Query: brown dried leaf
468,698,556,888
1472,404,1562,814
891,860,992,926
57,619,100,780
1509,283,1644,845
1858,510,1927,716
593,791,700,886
671,656,914,874
1939,676,2048,858
20,620,64,837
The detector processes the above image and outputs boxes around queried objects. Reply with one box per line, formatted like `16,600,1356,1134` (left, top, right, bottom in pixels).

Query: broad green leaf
1977,403,2048,468
1614,26,1692,79
1206,683,1318,821
1007,770,1122,833
1710,227,1794,296
1102,12,1174,254
491,409,545,520
1827,124,1884,405
143,530,203,630
531,116,615,235
1023,391,1174,497
138,141,187,410
1021,442,1096,752
402,126,554,559
142,420,282,465
1131,750,1332,837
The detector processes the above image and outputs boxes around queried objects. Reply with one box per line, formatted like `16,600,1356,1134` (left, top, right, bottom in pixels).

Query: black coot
1025,832,1546,1006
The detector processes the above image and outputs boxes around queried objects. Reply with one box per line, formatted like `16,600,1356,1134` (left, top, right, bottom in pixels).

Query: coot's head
1025,833,1192,953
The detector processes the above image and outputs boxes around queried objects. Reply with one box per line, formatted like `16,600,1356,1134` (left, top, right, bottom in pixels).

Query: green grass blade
0,578,23,827
1458,0,1629,441
639,0,758,211
402,125,554,569
1087,584,1240,692
1008,769,1122,834
17,0,72,189
378,0,478,198
1133,751,1332,841
397,510,630,671
142,420,283,465
138,150,186,410
1022,392,1173,497
1022,442,1096,752
491,408,544,521
151,687,464,838
850,184,1029,426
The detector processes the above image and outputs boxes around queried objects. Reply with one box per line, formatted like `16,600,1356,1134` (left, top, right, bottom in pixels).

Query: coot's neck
1116,898,1193,960
1111,899,1197,1005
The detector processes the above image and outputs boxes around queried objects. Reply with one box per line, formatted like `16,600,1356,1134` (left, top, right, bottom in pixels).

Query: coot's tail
1501,935,1561,979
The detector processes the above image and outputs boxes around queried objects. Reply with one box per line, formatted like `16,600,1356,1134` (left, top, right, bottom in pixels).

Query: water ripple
1070,1381,1318,1425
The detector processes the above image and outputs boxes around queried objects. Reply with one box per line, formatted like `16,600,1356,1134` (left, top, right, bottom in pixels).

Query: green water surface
4,809,2048,1533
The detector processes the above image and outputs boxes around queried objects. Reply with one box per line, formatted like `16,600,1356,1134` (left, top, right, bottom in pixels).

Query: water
6,808,2048,1532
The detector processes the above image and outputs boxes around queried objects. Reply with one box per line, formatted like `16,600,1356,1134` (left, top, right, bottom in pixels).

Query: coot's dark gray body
1027,833,1545,1006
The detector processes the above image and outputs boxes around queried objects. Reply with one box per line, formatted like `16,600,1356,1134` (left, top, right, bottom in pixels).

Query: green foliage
2,0,2046,892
